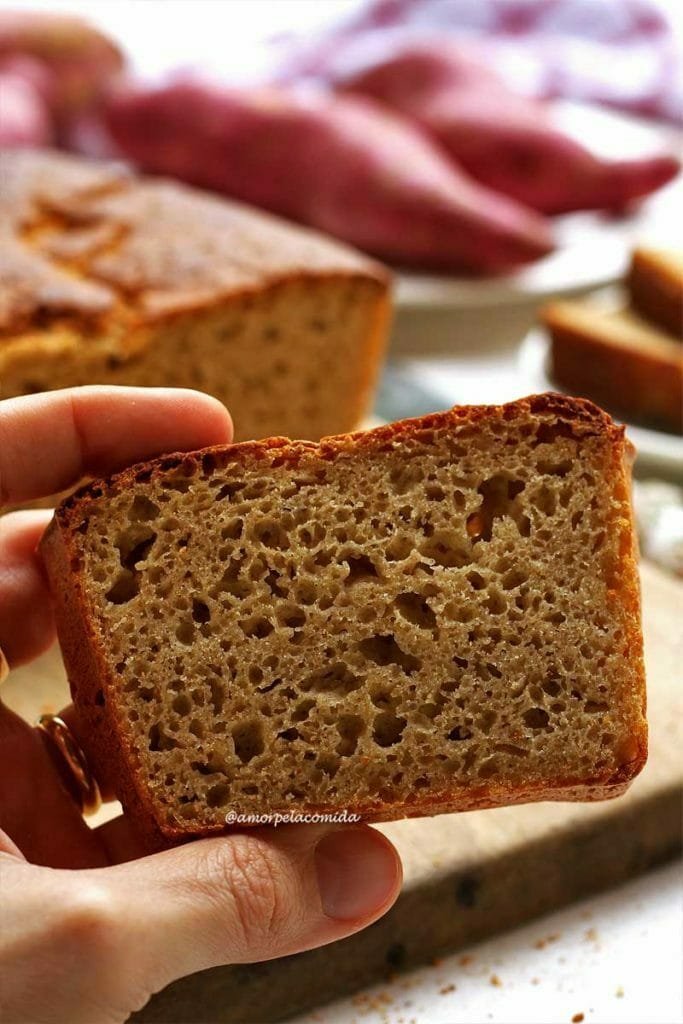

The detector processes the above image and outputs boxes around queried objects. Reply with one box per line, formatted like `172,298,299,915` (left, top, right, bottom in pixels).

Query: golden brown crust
40,394,646,850
39,517,166,849
543,301,683,433
0,149,389,338
54,391,624,512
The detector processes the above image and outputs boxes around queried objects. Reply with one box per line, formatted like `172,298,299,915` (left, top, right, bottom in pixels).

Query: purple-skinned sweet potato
105,78,553,274
337,41,680,215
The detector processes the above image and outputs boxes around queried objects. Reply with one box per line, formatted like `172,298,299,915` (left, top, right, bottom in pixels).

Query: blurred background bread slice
544,301,683,434
628,246,683,337
543,246,682,434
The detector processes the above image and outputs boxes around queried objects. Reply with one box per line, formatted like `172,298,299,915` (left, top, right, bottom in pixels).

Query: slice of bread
628,247,683,338
544,301,683,434
0,150,390,442
41,395,647,848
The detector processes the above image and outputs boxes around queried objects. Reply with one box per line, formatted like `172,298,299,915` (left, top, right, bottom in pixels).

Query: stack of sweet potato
1,12,679,274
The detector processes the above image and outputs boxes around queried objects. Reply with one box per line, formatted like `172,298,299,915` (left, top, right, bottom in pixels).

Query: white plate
518,330,683,481
396,103,682,311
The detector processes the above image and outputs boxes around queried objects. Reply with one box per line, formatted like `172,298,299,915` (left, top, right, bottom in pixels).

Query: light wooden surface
5,560,682,1023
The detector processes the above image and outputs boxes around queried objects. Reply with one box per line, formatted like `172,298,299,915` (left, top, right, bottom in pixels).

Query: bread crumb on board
534,932,561,949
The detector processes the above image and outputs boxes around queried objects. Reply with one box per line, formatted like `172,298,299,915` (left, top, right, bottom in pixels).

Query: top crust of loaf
52,393,628,516
0,149,389,337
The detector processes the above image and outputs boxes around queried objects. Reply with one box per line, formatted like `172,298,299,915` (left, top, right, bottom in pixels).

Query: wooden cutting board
5,561,682,1024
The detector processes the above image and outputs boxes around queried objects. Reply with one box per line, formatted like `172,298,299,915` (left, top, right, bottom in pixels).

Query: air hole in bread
149,723,179,751
592,530,606,553
114,526,157,574
172,693,192,716
471,474,527,543
523,708,550,729
336,715,365,756
502,569,528,591
538,459,572,477
419,530,470,568
542,677,562,697
215,481,244,502
344,553,380,585
105,570,140,604
584,700,609,714
380,537,410,565
207,783,230,807
478,759,499,779
426,483,445,501
373,711,407,747
389,462,423,495
478,710,498,735
175,620,195,645
239,615,274,639
533,421,577,445
128,496,159,522
277,727,300,742
192,599,211,624
232,720,263,763
209,680,225,715
393,592,437,629
532,485,557,517
358,635,421,674
318,753,340,777
292,699,315,722
275,604,305,629
301,663,362,696
162,474,193,493
484,589,507,615
221,518,243,540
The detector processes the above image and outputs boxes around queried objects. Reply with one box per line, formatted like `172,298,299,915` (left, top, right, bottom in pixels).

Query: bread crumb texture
50,398,645,834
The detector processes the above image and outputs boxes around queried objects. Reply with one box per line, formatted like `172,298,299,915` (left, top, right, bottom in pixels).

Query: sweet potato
105,79,553,273
0,10,123,120
338,41,680,214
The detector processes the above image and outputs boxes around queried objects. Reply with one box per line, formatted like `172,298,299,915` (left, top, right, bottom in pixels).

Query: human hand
0,387,402,1024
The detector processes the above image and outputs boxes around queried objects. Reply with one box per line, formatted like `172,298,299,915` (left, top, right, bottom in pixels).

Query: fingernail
314,827,400,921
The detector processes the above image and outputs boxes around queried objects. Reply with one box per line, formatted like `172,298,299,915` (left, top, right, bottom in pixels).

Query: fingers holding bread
0,386,233,507
0,509,54,666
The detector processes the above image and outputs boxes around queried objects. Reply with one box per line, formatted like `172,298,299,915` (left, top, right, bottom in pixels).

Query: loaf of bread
544,302,683,433
41,394,646,848
628,246,683,337
0,150,390,442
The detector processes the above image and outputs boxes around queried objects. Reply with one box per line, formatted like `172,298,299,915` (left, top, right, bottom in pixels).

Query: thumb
104,823,401,989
